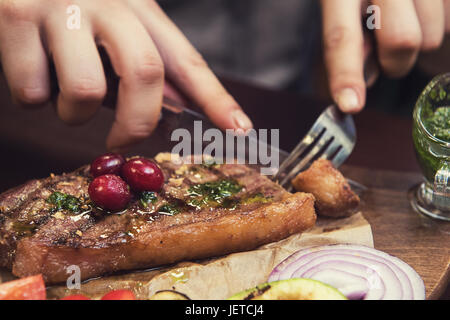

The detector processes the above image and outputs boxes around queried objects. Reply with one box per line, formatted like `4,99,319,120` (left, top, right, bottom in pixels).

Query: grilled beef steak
0,154,316,284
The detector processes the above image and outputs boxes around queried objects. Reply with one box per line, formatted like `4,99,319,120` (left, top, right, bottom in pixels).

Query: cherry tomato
88,174,131,211
90,153,125,178
121,158,164,192
101,289,136,300
0,274,46,300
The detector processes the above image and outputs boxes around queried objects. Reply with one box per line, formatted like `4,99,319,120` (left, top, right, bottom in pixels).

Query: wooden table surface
340,166,449,299
0,75,448,299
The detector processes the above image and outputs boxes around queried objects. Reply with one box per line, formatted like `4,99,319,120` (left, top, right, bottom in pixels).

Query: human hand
320,0,450,113
0,0,253,152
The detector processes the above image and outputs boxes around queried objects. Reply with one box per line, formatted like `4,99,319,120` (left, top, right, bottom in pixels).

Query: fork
273,105,357,190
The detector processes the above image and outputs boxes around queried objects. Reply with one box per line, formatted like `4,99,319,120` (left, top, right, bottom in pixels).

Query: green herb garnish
221,198,240,210
158,203,180,215
46,191,83,213
140,191,158,208
186,179,242,209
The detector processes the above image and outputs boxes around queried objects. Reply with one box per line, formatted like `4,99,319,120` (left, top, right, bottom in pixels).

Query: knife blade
156,97,288,175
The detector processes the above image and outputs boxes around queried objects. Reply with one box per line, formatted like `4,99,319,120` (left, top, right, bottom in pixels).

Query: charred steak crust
0,168,91,269
1,154,316,283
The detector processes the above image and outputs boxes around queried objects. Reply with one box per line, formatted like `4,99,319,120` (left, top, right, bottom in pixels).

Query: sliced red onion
276,249,412,299
293,254,402,299
298,259,387,300
305,268,370,300
268,244,425,300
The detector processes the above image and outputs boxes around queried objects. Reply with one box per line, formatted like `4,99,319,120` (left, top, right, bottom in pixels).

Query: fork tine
330,146,350,168
321,139,352,168
279,133,335,187
274,127,325,181
274,105,356,189
320,144,342,162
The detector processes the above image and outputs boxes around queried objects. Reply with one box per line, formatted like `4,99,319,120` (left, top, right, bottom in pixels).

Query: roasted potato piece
291,159,360,218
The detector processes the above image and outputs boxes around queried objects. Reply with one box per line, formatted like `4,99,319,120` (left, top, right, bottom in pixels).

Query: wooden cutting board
0,165,448,299
340,165,450,299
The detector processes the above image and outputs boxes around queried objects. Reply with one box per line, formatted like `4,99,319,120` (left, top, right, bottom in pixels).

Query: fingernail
231,109,253,130
336,88,360,113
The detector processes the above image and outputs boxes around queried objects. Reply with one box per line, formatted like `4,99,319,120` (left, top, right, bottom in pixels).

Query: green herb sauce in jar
422,107,450,142
412,85,450,183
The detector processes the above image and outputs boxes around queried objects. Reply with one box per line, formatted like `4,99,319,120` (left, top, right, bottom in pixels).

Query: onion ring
268,244,425,300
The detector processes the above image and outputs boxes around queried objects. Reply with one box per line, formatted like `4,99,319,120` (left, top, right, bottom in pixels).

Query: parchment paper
42,212,373,300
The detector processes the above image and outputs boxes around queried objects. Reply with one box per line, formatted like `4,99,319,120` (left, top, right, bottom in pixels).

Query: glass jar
411,73,450,221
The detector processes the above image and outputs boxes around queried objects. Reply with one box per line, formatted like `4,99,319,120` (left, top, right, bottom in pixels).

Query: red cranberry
90,153,125,177
121,158,164,192
88,174,131,211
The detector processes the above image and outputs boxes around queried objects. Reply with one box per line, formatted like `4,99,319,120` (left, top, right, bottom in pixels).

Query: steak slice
0,154,316,284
